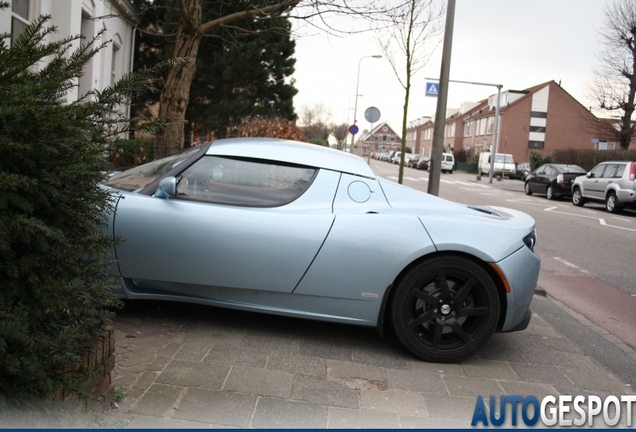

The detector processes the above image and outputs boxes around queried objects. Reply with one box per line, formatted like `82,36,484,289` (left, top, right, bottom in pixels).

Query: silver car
101,138,540,363
571,160,636,213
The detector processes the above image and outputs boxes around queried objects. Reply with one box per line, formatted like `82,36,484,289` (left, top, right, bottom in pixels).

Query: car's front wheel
524,182,532,195
572,187,585,207
390,256,500,363
606,192,624,214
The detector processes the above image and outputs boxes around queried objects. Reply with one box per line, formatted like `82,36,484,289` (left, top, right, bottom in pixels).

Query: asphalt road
369,160,636,354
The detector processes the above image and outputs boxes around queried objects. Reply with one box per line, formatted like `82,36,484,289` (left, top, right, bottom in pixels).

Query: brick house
1,0,137,105
357,122,402,154
408,80,623,164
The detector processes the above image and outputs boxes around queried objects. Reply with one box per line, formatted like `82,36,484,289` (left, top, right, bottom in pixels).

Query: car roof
206,138,375,178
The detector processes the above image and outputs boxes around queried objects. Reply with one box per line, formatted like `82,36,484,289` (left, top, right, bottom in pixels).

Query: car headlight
523,229,537,252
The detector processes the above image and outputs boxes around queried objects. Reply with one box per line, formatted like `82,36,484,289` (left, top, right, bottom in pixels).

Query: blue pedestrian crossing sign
425,82,439,97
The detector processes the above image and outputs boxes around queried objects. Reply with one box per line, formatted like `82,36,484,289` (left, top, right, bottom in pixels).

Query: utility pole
428,0,456,197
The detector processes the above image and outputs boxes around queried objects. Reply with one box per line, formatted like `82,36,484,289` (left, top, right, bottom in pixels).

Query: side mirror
155,177,177,198
586,172,593,179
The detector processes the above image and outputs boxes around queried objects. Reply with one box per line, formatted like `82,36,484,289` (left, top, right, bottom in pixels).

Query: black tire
606,192,624,214
572,187,585,207
524,182,532,195
390,256,500,363
546,184,556,200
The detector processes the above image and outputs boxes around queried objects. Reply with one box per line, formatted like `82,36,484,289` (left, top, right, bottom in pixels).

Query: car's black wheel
390,256,500,363
524,182,532,195
606,192,624,214
572,187,585,207
546,185,556,200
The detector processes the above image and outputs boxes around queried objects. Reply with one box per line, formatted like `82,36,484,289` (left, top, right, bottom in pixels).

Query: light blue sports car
102,138,540,363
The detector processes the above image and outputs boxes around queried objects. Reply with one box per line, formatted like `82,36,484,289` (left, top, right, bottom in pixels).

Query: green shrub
0,16,161,405
551,149,636,171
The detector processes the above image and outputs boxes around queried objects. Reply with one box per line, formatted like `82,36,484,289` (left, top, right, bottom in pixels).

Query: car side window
589,164,606,179
176,156,317,207
534,166,546,175
609,164,625,178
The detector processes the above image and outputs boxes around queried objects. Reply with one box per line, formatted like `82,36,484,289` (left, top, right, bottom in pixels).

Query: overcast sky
291,0,611,134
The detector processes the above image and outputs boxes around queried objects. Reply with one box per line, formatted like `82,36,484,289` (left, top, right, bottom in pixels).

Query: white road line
418,177,429,182
613,216,631,223
553,257,591,274
404,176,420,182
544,206,558,211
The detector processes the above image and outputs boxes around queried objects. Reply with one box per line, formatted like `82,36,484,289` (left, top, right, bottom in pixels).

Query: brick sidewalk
99,295,634,428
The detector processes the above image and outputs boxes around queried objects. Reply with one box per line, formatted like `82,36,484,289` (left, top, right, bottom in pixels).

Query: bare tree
590,0,636,149
375,0,444,183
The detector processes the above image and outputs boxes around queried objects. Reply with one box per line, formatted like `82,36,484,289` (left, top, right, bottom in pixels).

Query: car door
581,164,608,199
529,165,546,193
112,156,338,295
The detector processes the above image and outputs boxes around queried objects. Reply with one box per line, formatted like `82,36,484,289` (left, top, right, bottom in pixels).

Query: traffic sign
364,106,381,123
348,124,359,135
426,82,439,97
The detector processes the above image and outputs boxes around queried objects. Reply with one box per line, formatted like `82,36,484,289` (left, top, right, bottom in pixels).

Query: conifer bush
0,15,161,405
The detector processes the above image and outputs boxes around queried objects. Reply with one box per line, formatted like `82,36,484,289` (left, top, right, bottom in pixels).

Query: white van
478,152,515,177
427,152,455,173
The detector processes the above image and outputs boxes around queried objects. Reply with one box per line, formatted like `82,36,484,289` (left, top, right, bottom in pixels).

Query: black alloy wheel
546,184,556,200
390,256,500,363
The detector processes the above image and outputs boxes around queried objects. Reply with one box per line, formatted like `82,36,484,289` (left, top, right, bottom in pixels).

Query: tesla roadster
102,138,540,363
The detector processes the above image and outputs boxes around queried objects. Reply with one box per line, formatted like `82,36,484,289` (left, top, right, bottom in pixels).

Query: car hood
378,179,535,262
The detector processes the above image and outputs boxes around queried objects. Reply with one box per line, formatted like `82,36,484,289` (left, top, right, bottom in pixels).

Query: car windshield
563,166,586,174
495,155,514,163
103,147,201,192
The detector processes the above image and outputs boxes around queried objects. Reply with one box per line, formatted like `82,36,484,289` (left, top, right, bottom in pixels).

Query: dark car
408,154,421,168
511,163,531,181
416,156,430,170
524,164,587,200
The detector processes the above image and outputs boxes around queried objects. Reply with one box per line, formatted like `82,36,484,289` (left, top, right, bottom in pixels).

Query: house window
446,122,455,138
486,116,495,135
464,121,473,137
598,141,616,150
11,0,31,42
111,44,120,84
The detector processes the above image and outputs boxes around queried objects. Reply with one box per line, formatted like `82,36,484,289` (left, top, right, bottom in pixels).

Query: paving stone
359,388,428,417
517,346,575,367
126,415,212,428
299,337,353,361
326,359,385,381
352,344,411,369
460,358,520,380
291,375,359,409
132,371,159,391
186,325,246,347
224,366,294,398
171,388,256,427
560,367,631,393
386,368,447,395
159,343,181,357
477,344,530,363
422,394,479,422
173,342,212,362
204,344,268,368
508,363,574,386
525,334,583,354
405,359,466,376
327,407,400,428
243,332,300,354
497,381,558,400
267,351,327,377
489,333,538,350
131,384,182,417
251,397,327,428
155,360,230,389
118,354,157,368
399,415,466,428
443,375,504,398
563,352,605,372
147,355,171,371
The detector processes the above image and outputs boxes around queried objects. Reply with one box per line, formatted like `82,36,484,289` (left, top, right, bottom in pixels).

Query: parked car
101,137,539,363
571,160,636,213
478,152,515,178
524,164,587,200
417,156,430,171
408,154,421,168
510,163,531,181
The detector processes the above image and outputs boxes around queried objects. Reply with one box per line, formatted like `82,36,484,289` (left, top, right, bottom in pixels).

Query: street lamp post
350,55,382,153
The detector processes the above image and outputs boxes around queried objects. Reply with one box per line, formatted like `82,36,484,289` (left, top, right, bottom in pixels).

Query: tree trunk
157,0,202,156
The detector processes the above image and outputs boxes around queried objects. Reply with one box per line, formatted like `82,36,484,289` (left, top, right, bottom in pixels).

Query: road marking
553,257,591,274
418,177,429,182
544,206,558,211
613,216,631,223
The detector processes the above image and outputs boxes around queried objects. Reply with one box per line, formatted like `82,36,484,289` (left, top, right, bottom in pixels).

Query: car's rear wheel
606,192,624,214
572,187,585,206
390,256,500,363
524,182,532,195
546,184,556,200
